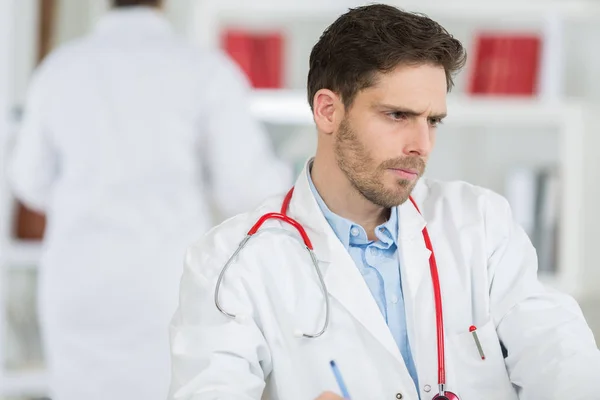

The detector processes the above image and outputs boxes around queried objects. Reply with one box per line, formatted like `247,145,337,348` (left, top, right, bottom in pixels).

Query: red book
254,34,283,88
222,29,284,89
222,30,255,84
469,34,542,96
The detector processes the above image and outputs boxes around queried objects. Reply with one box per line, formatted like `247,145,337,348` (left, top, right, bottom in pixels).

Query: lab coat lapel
287,162,404,365
398,198,431,298
324,244,404,365
398,191,440,386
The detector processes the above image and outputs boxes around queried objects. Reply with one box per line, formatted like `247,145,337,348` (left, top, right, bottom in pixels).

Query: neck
311,154,390,240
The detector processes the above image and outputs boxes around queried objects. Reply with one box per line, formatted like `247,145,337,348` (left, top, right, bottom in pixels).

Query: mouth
389,168,419,181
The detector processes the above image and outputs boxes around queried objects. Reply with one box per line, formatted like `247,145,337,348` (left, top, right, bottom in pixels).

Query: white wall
0,0,14,127
0,0,17,380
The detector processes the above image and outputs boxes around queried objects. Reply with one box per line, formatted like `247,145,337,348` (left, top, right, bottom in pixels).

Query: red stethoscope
215,187,459,400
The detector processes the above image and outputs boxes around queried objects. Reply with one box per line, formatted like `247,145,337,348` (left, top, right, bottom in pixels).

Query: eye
387,112,408,121
428,117,444,127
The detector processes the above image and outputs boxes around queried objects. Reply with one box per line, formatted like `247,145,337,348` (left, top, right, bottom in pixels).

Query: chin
393,183,417,203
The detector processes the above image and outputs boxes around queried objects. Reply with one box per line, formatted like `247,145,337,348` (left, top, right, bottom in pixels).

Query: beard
334,118,426,208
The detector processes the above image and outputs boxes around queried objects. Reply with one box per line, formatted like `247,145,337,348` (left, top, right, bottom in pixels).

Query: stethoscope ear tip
236,313,250,322
293,329,304,338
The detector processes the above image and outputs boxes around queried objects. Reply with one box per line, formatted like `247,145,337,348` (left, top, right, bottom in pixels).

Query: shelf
250,89,581,127
1,240,43,269
251,90,312,125
1,369,48,397
211,0,600,23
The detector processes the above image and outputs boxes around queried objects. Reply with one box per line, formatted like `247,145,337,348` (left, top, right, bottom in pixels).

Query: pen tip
329,360,335,367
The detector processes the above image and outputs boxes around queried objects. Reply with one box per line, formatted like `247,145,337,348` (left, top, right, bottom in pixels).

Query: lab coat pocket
447,319,518,400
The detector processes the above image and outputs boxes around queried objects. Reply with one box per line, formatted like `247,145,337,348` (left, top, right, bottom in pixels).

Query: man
8,1,291,400
168,4,600,400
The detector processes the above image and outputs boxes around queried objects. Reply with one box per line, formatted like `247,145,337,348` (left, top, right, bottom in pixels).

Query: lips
393,168,418,175
389,168,419,180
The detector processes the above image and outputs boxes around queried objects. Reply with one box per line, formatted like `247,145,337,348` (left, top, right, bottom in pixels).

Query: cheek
428,129,437,155
349,113,407,161
363,118,408,157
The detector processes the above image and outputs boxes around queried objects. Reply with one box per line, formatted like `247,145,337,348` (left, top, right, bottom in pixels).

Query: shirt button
391,295,399,304
350,227,360,237
396,393,403,399
423,385,431,393
369,247,379,256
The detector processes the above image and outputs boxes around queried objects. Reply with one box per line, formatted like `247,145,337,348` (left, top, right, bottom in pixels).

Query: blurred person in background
7,0,292,399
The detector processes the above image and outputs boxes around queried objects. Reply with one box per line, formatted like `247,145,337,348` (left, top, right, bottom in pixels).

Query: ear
312,89,343,135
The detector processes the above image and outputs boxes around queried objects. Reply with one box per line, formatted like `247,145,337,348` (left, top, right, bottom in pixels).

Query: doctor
8,1,291,400
168,4,600,400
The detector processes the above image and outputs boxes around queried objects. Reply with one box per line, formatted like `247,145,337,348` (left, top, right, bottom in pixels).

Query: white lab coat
8,7,291,400
169,161,600,400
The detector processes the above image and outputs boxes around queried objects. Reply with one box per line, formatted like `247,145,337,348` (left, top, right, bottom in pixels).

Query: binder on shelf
469,33,542,96
534,168,560,274
504,167,538,239
505,166,560,274
222,29,284,89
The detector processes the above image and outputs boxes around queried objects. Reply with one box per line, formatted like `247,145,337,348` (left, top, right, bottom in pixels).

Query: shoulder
20,38,92,107
184,194,285,274
186,47,251,90
28,38,93,88
412,178,520,262
412,177,513,232
38,38,89,69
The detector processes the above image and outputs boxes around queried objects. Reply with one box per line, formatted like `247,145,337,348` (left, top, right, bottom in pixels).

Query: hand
314,392,345,400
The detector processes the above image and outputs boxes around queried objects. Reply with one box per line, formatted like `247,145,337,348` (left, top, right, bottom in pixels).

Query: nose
403,119,433,157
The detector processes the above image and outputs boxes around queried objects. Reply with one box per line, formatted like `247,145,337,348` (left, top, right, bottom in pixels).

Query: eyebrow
376,103,447,120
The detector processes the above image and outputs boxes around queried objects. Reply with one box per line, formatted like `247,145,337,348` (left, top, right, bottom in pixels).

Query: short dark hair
112,0,161,7
307,4,466,111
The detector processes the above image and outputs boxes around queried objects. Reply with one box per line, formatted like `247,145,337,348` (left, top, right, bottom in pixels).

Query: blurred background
1,0,600,399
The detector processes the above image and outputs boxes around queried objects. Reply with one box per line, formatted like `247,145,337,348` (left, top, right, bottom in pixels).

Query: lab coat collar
288,158,428,263
397,183,431,299
286,159,339,263
94,7,173,37
287,159,430,370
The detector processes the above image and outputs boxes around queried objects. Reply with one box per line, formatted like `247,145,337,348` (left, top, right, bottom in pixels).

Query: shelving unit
190,0,600,50
251,89,587,298
251,89,577,125
207,0,600,22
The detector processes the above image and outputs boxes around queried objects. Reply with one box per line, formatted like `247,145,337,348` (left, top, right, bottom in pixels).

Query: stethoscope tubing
214,187,459,398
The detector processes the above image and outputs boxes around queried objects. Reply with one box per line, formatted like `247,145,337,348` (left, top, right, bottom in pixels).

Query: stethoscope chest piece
433,391,460,400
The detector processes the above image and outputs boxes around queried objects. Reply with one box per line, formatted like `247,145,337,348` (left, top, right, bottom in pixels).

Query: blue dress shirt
307,171,419,393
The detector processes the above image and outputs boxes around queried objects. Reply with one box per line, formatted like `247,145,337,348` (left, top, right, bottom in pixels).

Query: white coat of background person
168,5,600,400
7,0,292,399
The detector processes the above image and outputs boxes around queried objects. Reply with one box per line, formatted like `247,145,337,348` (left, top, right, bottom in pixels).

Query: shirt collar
306,164,398,249
94,7,172,37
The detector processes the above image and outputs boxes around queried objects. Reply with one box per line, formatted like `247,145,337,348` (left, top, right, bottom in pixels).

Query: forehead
354,64,448,112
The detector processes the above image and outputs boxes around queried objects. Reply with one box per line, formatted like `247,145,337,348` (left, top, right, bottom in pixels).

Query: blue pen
329,360,351,399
